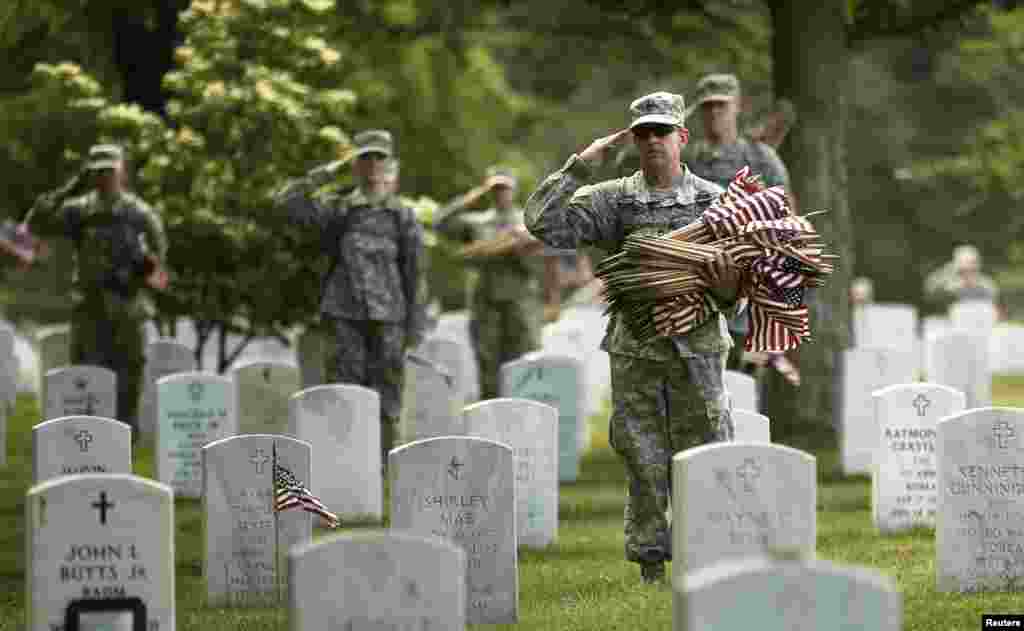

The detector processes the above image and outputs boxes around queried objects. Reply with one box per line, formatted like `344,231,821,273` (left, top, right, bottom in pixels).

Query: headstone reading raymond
926,330,991,410
841,348,917,475
672,443,816,583
733,410,770,443
26,474,175,631
936,408,1024,593
674,558,902,631
37,324,70,404
400,353,462,445
44,365,116,422
725,370,758,412
33,416,132,483
288,532,467,631
203,434,313,606
288,385,383,524
871,383,965,534
140,339,196,438
389,436,518,624
462,398,559,548
233,359,300,435
500,354,584,482
156,372,237,498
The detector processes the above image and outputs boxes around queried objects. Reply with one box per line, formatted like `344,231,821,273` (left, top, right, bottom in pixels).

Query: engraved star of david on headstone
447,456,464,480
250,448,270,473
993,421,1016,449
912,394,931,417
736,458,762,493
188,381,204,402
73,429,93,452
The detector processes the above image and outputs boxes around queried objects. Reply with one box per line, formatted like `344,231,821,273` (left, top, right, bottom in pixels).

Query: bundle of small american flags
596,166,835,355
273,450,341,529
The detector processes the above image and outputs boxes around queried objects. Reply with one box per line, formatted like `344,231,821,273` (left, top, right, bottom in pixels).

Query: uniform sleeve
401,207,428,339
524,155,622,253
139,204,168,261
923,262,957,302
271,169,336,230
753,142,790,189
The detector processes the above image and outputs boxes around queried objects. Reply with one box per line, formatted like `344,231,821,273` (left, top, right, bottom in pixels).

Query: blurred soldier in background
273,130,427,465
924,244,999,308
434,166,561,399
14,144,168,434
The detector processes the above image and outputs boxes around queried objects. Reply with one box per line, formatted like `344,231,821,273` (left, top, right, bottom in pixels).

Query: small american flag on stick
272,443,340,528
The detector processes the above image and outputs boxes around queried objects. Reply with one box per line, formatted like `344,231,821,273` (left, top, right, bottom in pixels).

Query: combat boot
640,561,666,585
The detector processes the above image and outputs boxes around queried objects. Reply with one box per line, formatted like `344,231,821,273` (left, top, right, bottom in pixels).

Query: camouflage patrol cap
84,144,124,171
629,92,686,129
485,165,517,188
693,73,741,107
352,129,394,158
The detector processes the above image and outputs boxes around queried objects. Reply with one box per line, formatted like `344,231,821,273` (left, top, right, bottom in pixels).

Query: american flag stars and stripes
273,453,340,529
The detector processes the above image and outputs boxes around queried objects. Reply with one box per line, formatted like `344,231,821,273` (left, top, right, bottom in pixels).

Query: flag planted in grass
273,446,340,528
596,166,835,353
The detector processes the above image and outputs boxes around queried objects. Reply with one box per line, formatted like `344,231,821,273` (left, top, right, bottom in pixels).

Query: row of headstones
33,433,917,629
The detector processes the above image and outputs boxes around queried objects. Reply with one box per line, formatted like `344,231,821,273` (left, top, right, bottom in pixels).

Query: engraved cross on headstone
251,448,270,473
993,421,1016,449
736,458,762,492
91,491,114,525
73,429,94,453
912,394,931,417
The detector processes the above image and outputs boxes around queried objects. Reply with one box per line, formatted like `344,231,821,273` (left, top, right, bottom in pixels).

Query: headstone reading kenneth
841,348,917,475
44,365,116,422
233,359,300,436
936,407,1024,593
852,303,918,352
203,434,313,606
399,353,462,445
296,326,327,389
288,531,467,631
871,383,965,534
37,324,70,404
33,415,132,483
672,443,816,582
389,436,518,624
140,339,196,438
733,410,771,443
674,558,902,631
725,370,758,412
500,354,584,482
156,372,236,498
925,330,991,410
462,398,558,548
26,474,175,631
288,385,382,524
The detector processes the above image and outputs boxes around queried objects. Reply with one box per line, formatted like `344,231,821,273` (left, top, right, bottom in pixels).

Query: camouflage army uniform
525,110,738,568
923,261,999,308
273,136,427,460
434,203,544,399
32,186,167,432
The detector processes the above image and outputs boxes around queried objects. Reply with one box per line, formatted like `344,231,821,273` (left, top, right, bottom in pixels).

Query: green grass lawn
5,382,1024,630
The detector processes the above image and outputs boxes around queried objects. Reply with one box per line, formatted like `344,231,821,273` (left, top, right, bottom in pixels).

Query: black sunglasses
632,124,677,139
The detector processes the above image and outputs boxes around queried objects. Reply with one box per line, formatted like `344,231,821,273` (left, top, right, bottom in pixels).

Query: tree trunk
763,0,853,450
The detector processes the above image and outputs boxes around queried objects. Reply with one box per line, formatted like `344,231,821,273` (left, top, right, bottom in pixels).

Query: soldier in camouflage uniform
434,167,559,399
20,144,168,434
686,74,792,374
525,93,741,584
274,130,427,465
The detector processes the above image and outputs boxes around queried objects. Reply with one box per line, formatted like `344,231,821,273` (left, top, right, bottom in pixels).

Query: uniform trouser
324,317,405,462
70,291,145,433
469,296,541,400
608,351,733,565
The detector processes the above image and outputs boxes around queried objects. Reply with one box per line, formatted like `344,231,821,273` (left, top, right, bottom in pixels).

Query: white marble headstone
733,410,771,443
950,300,998,336
417,336,472,410
288,385,382,524
203,434,313,606
33,415,132,483
462,398,559,548
233,359,300,435
389,436,518,624
852,303,918,352
675,558,901,631
400,353,462,444
500,354,584,482
156,372,237,498
0,324,15,407
990,325,1024,376
296,327,327,389
44,365,116,422
936,408,1024,593
140,339,196,438
871,383,965,533
541,320,595,444
841,348,918,474
559,304,612,417
37,324,70,404
672,443,816,582
926,330,991,410
26,474,175,631
725,370,758,412
288,531,467,631
435,311,480,404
